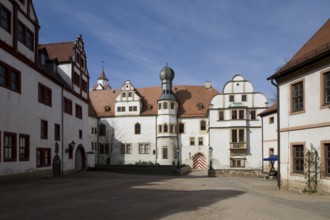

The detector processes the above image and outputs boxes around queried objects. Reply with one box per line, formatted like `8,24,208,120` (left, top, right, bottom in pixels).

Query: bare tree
98,120,121,165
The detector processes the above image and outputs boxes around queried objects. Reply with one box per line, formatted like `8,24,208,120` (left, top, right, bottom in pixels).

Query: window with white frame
198,137,203,146
139,143,150,154
190,137,195,146
120,144,132,154
162,147,168,159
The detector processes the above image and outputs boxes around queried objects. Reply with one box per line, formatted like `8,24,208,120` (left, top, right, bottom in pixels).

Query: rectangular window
158,125,162,133
139,143,150,154
170,124,174,134
73,72,80,87
158,103,162,109
19,134,29,161
239,110,244,119
17,21,34,50
36,148,51,167
292,81,304,112
54,124,60,141
229,95,234,102
4,132,16,161
82,80,88,92
238,129,244,143
79,130,82,139
122,92,126,98
190,137,195,146
293,145,304,173
121,144,132,154
64,97,72,115
269,116,274,124
250,110,256,120
242,95,247,102
325,144,330,176
38,83,52,106
128,92,132,97
75,104,82,119
162,147,168,159
230,159,245,167
163,102,168,109
0,4,10,32
0,61,21,93
179,123,184,133
41,120,48,139
231,129,244,143
198,137,203,146
231,110,237,120
219,111,224,121
170,102,175,109
323,72,330,105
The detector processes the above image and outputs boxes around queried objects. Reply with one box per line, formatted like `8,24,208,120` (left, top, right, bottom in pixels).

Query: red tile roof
89,85,219,118
269,19,330,80
258,103,277,117
39,42,74,63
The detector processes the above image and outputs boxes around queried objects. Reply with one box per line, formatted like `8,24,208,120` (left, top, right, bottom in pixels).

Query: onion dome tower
156,65,179,165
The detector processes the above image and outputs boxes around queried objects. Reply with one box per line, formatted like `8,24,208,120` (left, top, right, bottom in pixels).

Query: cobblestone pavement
0,171,329,220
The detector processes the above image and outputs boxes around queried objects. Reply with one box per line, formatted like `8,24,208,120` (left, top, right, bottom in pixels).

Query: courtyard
0,171,329,220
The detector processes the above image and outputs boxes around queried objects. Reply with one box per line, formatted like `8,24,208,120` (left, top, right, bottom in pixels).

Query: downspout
271,79,280,190
261,117,264,173
155,115,158,164
61,87,64,175
96,118,100,165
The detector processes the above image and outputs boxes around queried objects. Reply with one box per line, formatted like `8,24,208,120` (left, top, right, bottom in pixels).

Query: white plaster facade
268,19,330,193
209,75,268,174
0,0,91,178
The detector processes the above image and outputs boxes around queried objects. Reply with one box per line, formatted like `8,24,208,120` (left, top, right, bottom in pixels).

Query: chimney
205,81,211,89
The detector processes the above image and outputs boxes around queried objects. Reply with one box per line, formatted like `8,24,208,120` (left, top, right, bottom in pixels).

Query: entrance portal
192,153,207,170
75,145,86,171
52,155,61,177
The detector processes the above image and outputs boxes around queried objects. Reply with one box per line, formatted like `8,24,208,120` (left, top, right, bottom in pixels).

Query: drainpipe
271,79,280,190
261,117,264,173
61,87,64,175
155,116,158,164
96,118,100,165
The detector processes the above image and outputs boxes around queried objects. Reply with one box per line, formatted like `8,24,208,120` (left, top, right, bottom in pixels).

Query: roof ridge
39,41,75,46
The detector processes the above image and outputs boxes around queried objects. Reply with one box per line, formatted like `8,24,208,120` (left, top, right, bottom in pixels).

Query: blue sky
34,0,330,102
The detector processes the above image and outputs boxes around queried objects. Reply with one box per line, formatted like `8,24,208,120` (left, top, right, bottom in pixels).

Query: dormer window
197,103,204,110
128,92,132,97
122,92,126,98
104,106,111,112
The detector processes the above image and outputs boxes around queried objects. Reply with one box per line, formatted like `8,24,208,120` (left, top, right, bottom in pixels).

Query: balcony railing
230,142,246,150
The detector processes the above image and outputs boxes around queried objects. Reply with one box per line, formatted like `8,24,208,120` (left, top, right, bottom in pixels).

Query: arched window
164,124,168,133
200,120,206,131
135,123,141,134
99,124,106,136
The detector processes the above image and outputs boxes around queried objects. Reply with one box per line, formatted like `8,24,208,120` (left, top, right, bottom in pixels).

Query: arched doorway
192,153,207,170
52,155,61,177
75,144,86,171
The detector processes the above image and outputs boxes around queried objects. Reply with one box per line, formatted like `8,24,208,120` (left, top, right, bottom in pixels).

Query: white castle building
0,0,91,179
89,68,269,176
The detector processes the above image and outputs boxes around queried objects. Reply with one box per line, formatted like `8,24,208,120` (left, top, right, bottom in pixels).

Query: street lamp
66,140,75,153
176,147,180,169
209,146,213,169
